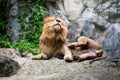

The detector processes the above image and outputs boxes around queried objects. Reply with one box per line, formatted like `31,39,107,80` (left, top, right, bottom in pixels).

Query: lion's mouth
53,23,61,30
54,23,61,27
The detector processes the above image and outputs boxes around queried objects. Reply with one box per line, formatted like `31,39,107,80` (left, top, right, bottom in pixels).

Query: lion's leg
89,49,107,64
76,51,97,62
73,49,106,63
61,45,73,62
78,36,102,49
32,53,48,60
68,42,87,49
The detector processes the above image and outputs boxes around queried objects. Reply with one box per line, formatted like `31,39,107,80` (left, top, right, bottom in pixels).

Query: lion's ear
44,17,51,23
44,17,55,23
44,17,48,23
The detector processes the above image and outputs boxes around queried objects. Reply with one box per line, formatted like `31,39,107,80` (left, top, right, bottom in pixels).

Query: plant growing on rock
0,0,48,55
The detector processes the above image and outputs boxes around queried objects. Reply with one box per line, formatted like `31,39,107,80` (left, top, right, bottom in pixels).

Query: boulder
0,55,20,77
0,57,120,80
0,48,120,80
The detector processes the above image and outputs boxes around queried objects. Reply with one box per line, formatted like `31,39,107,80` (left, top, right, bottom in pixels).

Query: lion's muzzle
53,23,61,31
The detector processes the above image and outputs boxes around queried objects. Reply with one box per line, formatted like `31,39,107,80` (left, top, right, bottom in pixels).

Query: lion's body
32,16,73,61
68,36,106,63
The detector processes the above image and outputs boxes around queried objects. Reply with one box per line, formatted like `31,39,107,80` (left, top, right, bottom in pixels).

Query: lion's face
43,16,67,32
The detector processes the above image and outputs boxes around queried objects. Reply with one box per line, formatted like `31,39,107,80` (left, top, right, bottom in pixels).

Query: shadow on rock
0,55,20,77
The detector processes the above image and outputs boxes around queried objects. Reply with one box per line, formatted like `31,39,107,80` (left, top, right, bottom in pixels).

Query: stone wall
8,0,20,41
43,0,120,62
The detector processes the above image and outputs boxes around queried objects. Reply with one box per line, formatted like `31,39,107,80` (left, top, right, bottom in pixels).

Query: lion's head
40,16,68,42
43,16,67,33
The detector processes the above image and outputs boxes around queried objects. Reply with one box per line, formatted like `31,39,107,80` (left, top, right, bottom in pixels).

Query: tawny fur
32,16,73,61
68,36,106,63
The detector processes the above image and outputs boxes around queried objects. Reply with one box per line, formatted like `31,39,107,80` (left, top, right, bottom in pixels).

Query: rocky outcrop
0,48,120,80
0,48,20,77
1,58,120,80
0,54,20,77
43,0,120,64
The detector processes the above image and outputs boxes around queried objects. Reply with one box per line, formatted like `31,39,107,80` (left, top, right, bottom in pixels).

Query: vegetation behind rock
0,0,48,55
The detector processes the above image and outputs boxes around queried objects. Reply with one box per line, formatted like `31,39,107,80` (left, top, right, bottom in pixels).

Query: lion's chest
40,40,64,53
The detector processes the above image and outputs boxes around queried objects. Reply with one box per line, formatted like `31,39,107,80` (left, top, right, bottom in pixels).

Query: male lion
32,16,73,61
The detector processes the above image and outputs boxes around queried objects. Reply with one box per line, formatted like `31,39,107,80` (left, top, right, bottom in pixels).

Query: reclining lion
68,36,106,64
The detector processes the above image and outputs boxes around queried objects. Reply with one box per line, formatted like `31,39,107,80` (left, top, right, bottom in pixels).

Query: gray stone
0,55,20,77
73,74,99,80
102,23,120,59
81,8,98,19
47,0,84,20
0,48,120,80
83,0,99,8
0,48,21,58
95,0,120,18
8,0,20,42
0,57,120,80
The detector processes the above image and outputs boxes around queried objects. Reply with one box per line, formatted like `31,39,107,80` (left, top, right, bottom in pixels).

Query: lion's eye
56,20,61,23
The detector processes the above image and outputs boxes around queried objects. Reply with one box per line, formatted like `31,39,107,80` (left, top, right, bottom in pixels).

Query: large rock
0,48,120,80
47,0,84,20
0,58,120,80
0,55,20,77
0,48,20,77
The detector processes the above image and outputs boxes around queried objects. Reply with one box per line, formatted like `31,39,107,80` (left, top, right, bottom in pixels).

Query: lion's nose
56,20,61,23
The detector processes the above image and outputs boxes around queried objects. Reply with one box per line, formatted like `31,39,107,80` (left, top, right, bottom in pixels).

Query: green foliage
0,0,8,35
0,19,7,35
0,34,10,47
0,38,40,55
19,1,48,44
0,1,48,55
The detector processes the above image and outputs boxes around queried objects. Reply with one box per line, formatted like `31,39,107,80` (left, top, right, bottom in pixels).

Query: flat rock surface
0,48,120,80
0,57,120,80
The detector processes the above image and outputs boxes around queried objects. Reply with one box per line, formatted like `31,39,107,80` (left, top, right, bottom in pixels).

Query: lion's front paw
32,55,42,60
73,56,82,62
64,55,73,62
32,53,48,60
